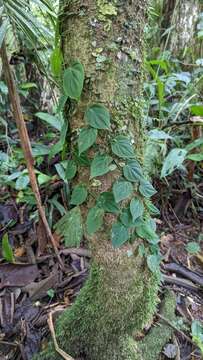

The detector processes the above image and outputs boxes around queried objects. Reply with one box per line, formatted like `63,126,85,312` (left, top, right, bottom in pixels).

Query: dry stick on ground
48,312,75,360
0,41,64,269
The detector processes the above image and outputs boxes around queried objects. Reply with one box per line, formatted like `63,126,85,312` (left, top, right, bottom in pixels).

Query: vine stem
0,40,64,269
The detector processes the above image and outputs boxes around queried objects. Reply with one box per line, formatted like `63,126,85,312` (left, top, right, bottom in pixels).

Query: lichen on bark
34,1,162,359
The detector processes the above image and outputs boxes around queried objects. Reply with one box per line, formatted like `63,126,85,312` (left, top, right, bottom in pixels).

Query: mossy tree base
35,245,160,360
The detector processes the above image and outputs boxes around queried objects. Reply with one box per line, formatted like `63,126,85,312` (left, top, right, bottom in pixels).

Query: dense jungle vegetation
0,1,203,359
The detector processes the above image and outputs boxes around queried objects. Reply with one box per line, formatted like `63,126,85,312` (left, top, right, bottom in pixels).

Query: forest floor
0,150,203,360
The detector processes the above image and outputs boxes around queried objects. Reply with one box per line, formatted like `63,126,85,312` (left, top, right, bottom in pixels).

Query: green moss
137,290,177,360
34,253,159,360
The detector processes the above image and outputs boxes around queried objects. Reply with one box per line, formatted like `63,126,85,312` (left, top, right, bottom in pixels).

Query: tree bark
35,1,160,359
162,0,203,58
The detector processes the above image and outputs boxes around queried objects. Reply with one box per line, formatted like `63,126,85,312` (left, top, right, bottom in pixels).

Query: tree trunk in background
36,1,160,359
162,0,203,58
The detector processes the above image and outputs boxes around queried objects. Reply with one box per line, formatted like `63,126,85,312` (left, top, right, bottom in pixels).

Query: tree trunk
162,0,203,58
36,1,160,359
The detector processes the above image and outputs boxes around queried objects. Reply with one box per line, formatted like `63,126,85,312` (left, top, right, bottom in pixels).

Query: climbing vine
55,60,161,274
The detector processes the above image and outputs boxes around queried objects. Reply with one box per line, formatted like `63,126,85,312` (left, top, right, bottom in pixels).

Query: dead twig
48,312,75,360
0,41,63,269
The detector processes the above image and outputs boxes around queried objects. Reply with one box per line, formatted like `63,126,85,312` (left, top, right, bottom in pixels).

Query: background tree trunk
36,1,160,359
162,0,203,58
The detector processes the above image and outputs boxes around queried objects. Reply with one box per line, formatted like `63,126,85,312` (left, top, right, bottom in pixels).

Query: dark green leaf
63,61,84,100
2,233,14,263
70,185,88,205
145,201,160,215
111,136,135,159
135,219,159,244
85,104,110,129
66,160,77,180
147,254,161,273
90,154,112,178
123,160,144,182
55,207,83,247
113,180,133,203
139,180,157,198
35,112,63,131
111,222,129,248
97,192,119,213
78,128,97,155
130,198,144,221
120,208,138,228
86,206,104,234
55,163,67,182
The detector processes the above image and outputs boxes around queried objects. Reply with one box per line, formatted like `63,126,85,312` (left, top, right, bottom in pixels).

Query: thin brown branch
0,41,64,269
48,312,75,360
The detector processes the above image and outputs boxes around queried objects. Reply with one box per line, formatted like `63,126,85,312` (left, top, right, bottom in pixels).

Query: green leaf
139,180,157,198
19,82,37,90
147,254,161,273
111,222,129,248
0,18,9,48
123,160,144,182
56,94,68,113
70,185,88,205
130,198,144,221
49,122,68,160
78,128,98,155
47,289,55,299
135,219,159,244
192,320,203,341
85,104,110,129
50,47,63,78
15,175,30,190
190,105,203,116
2,233,14,263
185,137,203,152
55,207,83,247
113,180,133,203
63,61,84,100
55,163,67,182
145,200,160,215
90,154,112,178
38,173,52,185
111,136,135,159
186,242,201,254
187,153,203,161
191,320,203,354
148,129,172,140
65,160,77,180
161,148,187,178
97,192,119,214
35,112,63,131
120,208,135,228
86,206,104,234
